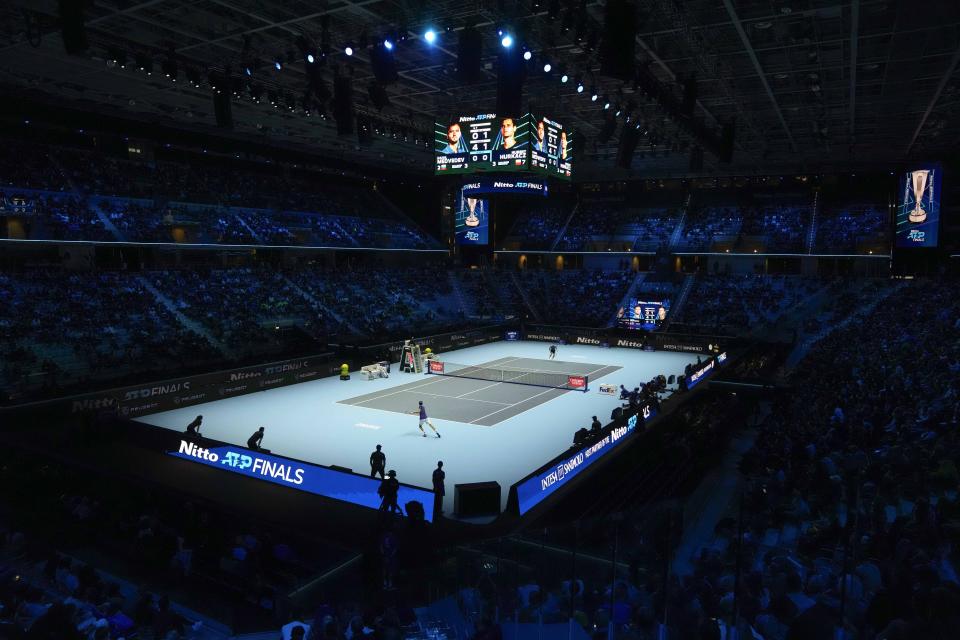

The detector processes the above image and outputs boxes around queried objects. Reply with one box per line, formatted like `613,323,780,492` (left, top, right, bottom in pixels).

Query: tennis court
339,357,621,426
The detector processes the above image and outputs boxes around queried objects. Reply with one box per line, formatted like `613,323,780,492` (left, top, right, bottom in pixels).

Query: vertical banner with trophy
455,186,489,245
896,165,941,248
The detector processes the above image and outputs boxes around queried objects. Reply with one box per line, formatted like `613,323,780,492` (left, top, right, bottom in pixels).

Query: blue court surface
136,341,698,513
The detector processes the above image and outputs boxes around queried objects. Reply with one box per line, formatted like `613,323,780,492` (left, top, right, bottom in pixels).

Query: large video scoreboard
436,113,572,180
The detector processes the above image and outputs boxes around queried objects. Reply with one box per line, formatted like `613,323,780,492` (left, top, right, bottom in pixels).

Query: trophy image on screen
909,169,930,223
464,197,480,227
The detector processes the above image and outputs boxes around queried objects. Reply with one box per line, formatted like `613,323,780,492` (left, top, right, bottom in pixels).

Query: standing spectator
370,444,386,478
378,470,400,514
432,461,446,516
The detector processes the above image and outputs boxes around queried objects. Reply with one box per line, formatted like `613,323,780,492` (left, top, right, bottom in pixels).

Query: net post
583,375,589,393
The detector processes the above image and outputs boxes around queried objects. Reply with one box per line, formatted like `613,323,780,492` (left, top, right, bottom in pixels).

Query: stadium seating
815,202,887,253
674,275,823,332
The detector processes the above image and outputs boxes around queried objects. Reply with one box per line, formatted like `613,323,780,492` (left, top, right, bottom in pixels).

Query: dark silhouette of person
378,470,401,514
247,426,265,451
591,415,602,432
432,461,446,516
185,415,202,440
370,444,386,478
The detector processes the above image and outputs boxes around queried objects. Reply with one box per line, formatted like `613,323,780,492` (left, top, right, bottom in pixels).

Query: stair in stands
806,189,820,254
87,199,125,240
550,199,580,251
136,275,229,355
609,272,648,327
233,213,264,243
45,152,125,241
281,275,365,337
667,192,692,251
447,271,474,318
509,270,543,323
663,273,697,331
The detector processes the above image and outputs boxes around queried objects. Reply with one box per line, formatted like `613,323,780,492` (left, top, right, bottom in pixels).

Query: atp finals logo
176,441,305,485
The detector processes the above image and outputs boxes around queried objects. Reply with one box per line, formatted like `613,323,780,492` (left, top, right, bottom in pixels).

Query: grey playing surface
339,357,620,426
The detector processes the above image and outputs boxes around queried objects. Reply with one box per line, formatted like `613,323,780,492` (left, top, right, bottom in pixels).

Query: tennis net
426,360,588,392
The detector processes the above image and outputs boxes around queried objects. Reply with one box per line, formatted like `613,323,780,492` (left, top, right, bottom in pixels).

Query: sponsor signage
171,440,434,521
514,404,656,514
428,361,445,374
566,375,587,390
685,352,727,390
526,332,562,342
598,384,617,396
504,331,520,341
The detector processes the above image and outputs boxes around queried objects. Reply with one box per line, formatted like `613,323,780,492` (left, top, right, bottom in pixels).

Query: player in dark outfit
549,344,557,359
370,445,386,478
415,401,440,438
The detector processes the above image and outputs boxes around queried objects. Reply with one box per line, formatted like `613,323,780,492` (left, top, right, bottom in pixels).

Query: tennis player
414,401,441,438
549,344,557,360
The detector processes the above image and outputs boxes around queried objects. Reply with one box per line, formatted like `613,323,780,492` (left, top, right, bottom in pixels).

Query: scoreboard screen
528,113,573,180
436,113,571,178
617,299,670,331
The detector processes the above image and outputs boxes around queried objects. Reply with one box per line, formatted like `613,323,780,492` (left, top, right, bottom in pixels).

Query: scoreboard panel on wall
435,113,572,180
528,113,572,180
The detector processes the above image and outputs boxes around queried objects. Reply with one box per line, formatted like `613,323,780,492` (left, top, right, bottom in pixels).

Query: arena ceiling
1,0,958,178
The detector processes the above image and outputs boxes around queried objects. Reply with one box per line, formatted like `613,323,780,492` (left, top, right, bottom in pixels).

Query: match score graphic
895,165,942,248
617,299,670,331
438,113,565,176
528,113,573,180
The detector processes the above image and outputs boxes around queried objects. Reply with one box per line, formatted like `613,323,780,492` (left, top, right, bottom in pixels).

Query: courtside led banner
170,441,435,521
514,404,656,514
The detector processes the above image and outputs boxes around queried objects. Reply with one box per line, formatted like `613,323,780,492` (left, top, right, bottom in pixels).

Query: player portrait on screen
441,122,465,154
496,117,523,150
560,130,568,160
533,120,546,152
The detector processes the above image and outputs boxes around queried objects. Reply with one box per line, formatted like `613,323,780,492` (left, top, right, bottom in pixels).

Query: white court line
456,381,505,399
469,386,561,424
345,356,521,406
468,363,615,425
345,374,449,405
353,423,382,430
410,389,509,405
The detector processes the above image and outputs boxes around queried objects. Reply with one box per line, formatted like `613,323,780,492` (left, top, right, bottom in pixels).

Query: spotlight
561,73,569,83
604,99,610,109
244,66,252,76
424,29,437,44
523,50,532,61
591,93,598,101
306,53,315,63
543,62,552,73
577,83,584,93
501,34,513,48
345,46,354,56
383,39,393,50
274,59,283,71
